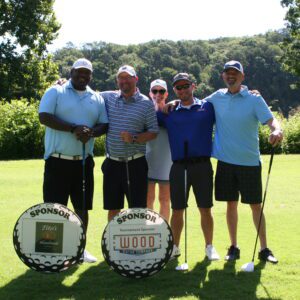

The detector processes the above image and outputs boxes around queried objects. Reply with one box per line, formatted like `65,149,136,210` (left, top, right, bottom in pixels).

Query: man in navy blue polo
157,73,220,261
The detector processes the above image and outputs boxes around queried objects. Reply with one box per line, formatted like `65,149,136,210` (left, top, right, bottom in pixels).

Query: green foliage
282,111,300,153
0,0,60,100
53,32,300,116
0,99,45,159
94,135,106,156
280,0,300,86
259,111,300,154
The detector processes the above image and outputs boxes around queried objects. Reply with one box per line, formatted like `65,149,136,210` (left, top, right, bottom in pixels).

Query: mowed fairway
0,155,299,300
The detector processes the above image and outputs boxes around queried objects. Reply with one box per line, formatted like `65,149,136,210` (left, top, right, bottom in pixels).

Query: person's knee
199,207,212,217
250,203,262,212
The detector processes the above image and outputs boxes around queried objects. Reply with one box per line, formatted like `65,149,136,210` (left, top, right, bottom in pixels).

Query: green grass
0,155,299,300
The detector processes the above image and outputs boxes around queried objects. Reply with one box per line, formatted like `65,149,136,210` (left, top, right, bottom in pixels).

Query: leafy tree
0,0,60,100
280,0,300,86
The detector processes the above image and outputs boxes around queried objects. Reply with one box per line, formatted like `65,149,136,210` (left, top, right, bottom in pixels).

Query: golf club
241,147,275,272
82,143,86,213
176,141,189,271
125,146,132,204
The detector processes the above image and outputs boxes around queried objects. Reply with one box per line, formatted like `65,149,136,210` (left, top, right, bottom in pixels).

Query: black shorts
215,160,262,204
169,160,213,209
43,156,94,210
102,156,148,210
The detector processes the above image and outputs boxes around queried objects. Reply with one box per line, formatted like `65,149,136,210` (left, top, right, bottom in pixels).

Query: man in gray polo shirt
101,65,159,221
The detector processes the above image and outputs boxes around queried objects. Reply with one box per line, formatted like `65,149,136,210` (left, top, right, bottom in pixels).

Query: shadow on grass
0,259,282,300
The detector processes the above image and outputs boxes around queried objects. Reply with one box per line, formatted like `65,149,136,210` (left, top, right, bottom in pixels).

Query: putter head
241,262,254,272
175,263,189,271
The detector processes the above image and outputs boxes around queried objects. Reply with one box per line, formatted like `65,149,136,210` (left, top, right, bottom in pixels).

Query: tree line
0,0,299,117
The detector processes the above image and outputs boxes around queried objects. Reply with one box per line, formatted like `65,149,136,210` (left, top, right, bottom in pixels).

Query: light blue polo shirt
205,86,273,166
39,80,108,159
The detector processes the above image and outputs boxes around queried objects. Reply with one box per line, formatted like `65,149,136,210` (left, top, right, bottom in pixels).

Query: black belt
174,156,210,164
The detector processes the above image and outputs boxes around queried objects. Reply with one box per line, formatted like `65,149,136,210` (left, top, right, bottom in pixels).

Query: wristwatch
132,135,138,143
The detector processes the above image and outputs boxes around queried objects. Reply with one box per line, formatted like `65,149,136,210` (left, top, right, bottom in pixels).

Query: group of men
39,58,283,265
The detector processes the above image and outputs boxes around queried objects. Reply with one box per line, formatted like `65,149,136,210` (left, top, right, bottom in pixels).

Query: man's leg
147,182,156,210
198,208,213,246
250,203,267,249
170,209,184,246
102,158,124,222
75,209,89,230
158,183,171,222
108,209,121,221
227,201,238,246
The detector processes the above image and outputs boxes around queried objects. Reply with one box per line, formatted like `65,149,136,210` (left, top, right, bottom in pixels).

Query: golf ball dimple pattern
102,208,173,279
13,203,86,273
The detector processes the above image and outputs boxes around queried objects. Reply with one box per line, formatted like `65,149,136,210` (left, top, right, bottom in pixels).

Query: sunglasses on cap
174,83,191,91
151,89,166,95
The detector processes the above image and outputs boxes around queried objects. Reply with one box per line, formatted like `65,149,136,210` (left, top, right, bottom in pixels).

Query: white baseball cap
117,65,137,77
150,79,168,91
223,60,244,74
72,58,93,72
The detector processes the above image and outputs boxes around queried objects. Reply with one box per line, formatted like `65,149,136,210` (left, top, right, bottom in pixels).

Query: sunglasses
151,89,166,95
174,84,191,91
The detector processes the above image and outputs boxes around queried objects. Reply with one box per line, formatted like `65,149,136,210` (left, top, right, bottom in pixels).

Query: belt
51,153,87,161
107,153,144,162
174,156,210,164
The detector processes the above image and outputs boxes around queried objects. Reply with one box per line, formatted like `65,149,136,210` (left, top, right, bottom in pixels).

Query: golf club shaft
184,141,188,264
82,143,86,212
251,147,275,262
125,146,132,204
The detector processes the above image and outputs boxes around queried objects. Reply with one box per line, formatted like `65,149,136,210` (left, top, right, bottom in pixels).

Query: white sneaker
82,250,97,263
205,245,220,261
170,245,181,260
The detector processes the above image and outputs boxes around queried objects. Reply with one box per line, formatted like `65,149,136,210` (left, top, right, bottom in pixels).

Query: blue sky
49,0,287,50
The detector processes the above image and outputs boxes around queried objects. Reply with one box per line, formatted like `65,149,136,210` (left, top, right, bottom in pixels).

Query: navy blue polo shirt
157,98,215,161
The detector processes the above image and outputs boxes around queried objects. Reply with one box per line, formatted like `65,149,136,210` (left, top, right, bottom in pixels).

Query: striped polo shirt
100,89,158,157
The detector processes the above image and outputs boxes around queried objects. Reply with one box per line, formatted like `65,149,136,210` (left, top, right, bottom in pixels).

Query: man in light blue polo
39,58,108,263
205,60,283,263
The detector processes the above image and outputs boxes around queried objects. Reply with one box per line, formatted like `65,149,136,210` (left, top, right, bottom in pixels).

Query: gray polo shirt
101,89,158,158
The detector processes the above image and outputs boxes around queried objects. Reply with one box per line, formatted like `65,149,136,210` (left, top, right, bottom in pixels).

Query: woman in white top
146,79,172,222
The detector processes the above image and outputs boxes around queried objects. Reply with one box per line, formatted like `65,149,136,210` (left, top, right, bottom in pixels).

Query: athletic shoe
225,245,240,261
205,245,220,261
169,245,181,260
82,250,97,263
258,248,278,264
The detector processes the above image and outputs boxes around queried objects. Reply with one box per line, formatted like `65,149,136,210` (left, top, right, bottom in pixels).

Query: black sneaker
258,248,278,264
225,245,240,261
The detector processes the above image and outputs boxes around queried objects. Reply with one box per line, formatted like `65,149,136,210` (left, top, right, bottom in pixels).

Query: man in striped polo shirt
101,65,159,221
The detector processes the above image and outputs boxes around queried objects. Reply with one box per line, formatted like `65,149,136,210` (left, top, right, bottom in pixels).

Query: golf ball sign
13,203,86,273
102,208,173,278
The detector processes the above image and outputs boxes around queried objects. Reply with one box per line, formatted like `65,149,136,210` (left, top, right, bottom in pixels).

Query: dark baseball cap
172,73,193,86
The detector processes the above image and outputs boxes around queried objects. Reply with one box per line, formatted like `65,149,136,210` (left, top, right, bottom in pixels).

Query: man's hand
162,100,180,114
121,131,134,143
55,78,67,86
73,125,93,144
249,90,261,96
269,129,283,146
